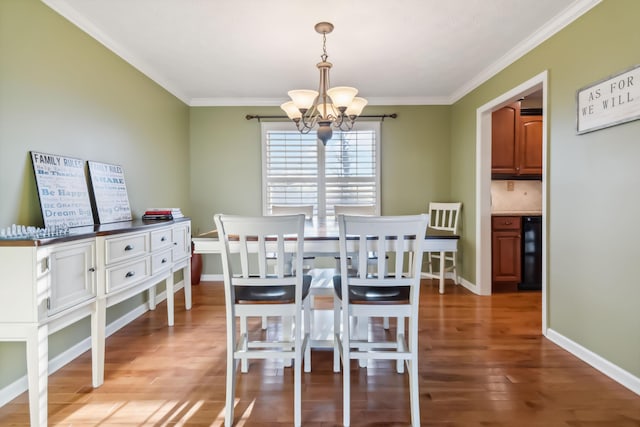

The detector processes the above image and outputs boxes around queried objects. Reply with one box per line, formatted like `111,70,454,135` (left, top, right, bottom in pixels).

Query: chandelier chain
321,32,328,62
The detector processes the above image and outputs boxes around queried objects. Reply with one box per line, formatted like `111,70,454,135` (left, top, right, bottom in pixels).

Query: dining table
192,216,459,294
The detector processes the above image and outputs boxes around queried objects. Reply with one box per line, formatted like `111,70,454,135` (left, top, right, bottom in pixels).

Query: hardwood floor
1,280,639,426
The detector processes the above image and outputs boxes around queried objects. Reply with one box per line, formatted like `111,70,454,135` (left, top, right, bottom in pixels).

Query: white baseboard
0,280,182,407
420,272,480,295
201,273,222,281
546,328,640,396
457,276,479,294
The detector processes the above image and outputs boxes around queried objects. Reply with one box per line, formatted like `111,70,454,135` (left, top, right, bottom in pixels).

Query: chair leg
225,317,237,426
283,316,293,367
383,316,390,330
357,316,367,368
294,333,302,427
408,317,421,426
333,296,341,373
240,315,248,373
342,317,351,427
261,315,267,330
451,254,458,285
427,252,433,275
396,316,405,373
304,299,311,373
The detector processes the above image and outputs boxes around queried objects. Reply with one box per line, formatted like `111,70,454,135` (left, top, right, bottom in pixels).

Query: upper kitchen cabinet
492,102,542,177
518,114,543,175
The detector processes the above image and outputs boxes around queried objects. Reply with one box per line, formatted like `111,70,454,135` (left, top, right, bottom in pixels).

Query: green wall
450,0,640,377
189,105,452,274
0,1,190,389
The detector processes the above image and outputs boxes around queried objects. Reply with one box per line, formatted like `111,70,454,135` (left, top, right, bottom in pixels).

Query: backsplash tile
491,180,542,214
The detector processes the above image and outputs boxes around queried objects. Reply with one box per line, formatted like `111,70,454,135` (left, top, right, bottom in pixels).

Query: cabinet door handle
161,236,167,242
125,271,136,278
124,244,134,251
88,267,96,272
161,258,168,264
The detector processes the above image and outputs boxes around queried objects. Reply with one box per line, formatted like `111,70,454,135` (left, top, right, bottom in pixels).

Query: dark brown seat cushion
333,275,409,303
235,274,312,303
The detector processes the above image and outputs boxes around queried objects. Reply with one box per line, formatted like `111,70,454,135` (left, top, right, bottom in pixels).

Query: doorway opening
475,70,548,334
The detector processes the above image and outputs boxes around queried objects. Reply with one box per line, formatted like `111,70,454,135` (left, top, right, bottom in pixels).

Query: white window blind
262,122,380,218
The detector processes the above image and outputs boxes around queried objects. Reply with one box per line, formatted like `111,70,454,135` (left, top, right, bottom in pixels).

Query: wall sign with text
577,64,640,134
30,151,94,228
88,160,132,224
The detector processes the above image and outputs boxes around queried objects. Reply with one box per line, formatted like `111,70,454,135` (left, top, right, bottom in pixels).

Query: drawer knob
124,244,134,251
88,267,96,273
125,271,136,278
161,258,168,264
161,237,167,242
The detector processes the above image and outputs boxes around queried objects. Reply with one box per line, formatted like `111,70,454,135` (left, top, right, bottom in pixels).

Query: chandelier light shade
281,22,368,145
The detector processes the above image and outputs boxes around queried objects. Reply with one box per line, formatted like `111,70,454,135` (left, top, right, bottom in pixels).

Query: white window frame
261,121,381,219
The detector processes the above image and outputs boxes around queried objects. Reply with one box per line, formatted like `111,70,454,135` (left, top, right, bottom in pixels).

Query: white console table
0,218,191,427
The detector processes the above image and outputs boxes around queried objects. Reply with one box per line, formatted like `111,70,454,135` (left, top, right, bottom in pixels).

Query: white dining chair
271,204,313,219
214,213,311,427
333,204,376,216
333,214,428,426
425,202,461,284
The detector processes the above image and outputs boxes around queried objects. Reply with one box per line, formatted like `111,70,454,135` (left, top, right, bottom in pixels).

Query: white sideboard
0,218,191,427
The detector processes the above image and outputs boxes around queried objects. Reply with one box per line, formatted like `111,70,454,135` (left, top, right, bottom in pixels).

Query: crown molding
449,0,602,103
189,97,289,107
189,95,451,107
42,0,190,105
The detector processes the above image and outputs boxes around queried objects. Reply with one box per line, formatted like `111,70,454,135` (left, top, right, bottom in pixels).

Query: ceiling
42,0,599,107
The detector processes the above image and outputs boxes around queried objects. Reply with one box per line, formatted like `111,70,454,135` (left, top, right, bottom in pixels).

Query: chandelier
281,22,368,145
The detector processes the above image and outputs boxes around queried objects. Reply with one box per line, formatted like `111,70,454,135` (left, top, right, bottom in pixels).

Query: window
262,121,380,219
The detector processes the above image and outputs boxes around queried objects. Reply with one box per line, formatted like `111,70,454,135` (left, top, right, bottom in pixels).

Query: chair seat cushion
235,274,312,303
333,275,410,303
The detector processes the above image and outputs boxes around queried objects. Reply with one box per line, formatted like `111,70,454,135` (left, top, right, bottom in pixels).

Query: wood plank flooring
1,280,639,426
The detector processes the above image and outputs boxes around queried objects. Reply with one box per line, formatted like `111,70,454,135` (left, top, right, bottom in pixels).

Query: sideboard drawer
105,232,148,264
151,249,173,274
151,228,173,251
105,257,150,293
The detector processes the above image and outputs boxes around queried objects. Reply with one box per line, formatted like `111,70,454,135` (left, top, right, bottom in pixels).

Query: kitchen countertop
491,210,542,216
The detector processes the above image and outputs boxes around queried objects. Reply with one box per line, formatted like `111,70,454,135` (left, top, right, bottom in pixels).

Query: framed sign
30,151,94,228
88,161,132,224
577,64,640,134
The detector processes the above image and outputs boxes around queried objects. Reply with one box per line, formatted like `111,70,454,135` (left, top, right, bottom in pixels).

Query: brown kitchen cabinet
492,102,542,176
492,216,521,292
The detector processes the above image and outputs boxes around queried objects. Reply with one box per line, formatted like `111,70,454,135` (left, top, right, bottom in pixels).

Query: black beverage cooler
519,216,542,290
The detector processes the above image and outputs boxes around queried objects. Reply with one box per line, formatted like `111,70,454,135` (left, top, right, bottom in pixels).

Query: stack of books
142,208,183,220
